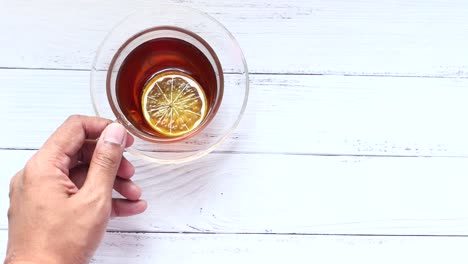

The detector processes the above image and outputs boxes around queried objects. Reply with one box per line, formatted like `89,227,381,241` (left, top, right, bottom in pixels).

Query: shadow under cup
91,6,249,164
106,26,224,143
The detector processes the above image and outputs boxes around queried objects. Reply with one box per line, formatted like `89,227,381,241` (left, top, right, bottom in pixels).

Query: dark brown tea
113,32,222,140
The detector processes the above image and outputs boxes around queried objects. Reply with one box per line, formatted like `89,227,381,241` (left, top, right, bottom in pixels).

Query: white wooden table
1,0,468,263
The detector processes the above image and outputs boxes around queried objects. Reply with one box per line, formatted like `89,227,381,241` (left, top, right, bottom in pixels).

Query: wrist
4,253,88,264
5,262,39,264
4,253,62,264
5,242,91,264
5,259,61,264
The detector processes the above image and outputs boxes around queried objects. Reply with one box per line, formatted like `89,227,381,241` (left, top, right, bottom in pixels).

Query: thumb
81,123,127,197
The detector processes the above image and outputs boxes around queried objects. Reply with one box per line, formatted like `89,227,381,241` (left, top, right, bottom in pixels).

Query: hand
5,115,147,264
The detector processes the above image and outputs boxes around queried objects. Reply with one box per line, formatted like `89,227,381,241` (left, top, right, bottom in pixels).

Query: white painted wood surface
0,231,466,264
1,149,468,235
1,0,468,262
2,69,468,157
1,0,468,76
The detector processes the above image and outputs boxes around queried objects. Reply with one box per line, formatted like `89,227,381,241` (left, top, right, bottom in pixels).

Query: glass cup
91,5,249,164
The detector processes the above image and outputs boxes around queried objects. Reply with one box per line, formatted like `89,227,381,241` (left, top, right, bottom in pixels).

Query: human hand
5,115,147,264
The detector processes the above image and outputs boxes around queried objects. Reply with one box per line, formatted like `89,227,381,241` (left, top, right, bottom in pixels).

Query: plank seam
2,147,468,159
1,66,468,79
106,230,468,237
0,227,465,237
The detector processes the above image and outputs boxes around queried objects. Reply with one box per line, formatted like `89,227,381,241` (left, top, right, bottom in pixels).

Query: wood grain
1,149,467,235
2,1,468,262
0,230,467,263
2,69,468,157
0,0,468,76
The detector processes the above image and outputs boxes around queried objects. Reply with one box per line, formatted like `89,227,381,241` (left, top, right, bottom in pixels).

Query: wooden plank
0,230,467,264
1,149,467,235
2,69,468,157
1,0,468,76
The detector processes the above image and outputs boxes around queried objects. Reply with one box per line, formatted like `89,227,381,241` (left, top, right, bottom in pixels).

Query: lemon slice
141,71,208,137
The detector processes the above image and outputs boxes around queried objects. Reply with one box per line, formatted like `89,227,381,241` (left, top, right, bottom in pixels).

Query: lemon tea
109,27,223,141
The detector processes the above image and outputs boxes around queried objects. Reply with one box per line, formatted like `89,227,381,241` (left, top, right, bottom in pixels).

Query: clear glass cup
91,5,249,164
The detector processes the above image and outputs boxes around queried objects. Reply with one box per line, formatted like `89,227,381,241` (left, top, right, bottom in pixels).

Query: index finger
38,115,113,172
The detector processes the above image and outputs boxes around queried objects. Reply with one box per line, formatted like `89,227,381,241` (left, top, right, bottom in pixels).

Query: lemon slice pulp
141,71,208,137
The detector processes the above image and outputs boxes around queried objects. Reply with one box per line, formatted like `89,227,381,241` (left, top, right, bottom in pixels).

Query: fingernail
103,123,127,146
